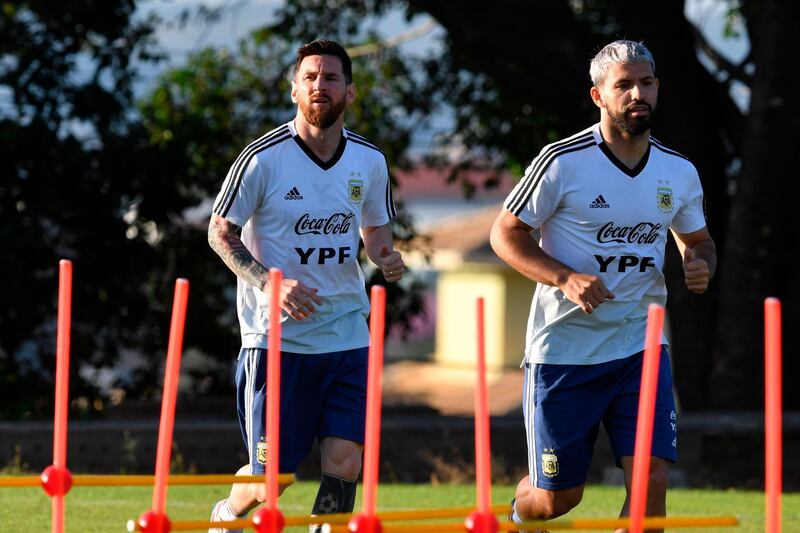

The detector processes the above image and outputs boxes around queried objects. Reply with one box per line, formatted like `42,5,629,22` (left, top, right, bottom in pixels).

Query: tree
4,0,795,416
255,0,798,409
0,1,168,417
418,0,799,409
708,0,800,408
136,11,437,361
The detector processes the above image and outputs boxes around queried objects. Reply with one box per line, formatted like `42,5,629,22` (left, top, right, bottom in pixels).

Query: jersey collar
592,123,651,178
288,121,348,170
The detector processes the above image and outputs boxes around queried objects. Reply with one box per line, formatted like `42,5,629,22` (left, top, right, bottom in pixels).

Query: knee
542,488,583,519
517,485,583,520
321,440,363,480
250,482,268,503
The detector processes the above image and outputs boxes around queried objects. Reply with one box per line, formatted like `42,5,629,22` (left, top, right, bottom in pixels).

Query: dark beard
609,102,655,136
301,96,347,129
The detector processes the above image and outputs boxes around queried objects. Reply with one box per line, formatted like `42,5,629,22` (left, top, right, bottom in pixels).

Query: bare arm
208,213,271,291
671,227,717,293
362,223,405,283
208,213,322,319
489,209,614,314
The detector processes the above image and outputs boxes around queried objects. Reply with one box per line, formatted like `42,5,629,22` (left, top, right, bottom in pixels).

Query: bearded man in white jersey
491,40,717,533
207,39,405,533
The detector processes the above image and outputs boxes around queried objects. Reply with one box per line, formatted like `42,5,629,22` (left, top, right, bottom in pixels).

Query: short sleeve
503,153,564,229
671,166,707,234
212,155,265,226
361,156,395,228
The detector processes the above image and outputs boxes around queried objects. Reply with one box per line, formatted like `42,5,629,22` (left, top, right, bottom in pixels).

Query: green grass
1,481,797,532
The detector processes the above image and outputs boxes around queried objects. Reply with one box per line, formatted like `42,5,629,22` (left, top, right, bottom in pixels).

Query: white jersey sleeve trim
505,130,596,216
213,124,292,218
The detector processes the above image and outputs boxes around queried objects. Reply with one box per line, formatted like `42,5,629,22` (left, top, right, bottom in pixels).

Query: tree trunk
710,0,800,409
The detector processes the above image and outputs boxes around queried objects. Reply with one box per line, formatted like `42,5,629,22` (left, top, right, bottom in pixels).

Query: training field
2,481,797,532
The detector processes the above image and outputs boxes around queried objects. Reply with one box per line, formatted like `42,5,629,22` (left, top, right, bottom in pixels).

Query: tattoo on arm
208,215,269,291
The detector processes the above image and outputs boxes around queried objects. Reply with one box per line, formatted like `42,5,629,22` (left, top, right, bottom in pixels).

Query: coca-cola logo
295,212,354,235
596,221,662,244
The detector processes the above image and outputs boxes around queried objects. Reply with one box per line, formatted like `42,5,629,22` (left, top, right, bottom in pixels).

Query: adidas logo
284,187,303,200
589,194,610,208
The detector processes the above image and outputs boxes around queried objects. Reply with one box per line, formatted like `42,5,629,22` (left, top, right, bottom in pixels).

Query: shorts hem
318,432,365,446
533,478,587,491
251,465,298,475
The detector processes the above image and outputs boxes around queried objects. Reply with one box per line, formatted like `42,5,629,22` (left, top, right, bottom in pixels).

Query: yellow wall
433,265,534,370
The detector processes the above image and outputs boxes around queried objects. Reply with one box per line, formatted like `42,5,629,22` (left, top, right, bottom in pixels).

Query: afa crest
348,179,364,204
541,448,559,478
257,436,267,465
657,186,674,213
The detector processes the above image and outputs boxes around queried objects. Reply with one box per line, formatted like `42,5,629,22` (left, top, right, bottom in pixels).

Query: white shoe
209,499,243,533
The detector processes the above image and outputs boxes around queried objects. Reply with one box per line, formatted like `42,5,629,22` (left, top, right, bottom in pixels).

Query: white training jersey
212,121,396,353
504,123,707,365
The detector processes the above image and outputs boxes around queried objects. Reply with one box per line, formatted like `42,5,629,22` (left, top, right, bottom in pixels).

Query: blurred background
0,0,797,488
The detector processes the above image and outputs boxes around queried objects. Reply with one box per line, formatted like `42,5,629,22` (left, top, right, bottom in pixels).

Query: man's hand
560,272,616,314
683,247,710,294
376,244,405,283
277,279,324,320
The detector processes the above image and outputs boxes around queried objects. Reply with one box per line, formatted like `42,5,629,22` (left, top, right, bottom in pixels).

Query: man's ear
590,85,604,109
291,80,298,104
346,83,356,104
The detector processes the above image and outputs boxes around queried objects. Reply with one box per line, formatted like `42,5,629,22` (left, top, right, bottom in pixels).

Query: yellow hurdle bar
139,505,513,532
132,509,737,532
322,515,739,533
502,515,740,531
0,473,295,488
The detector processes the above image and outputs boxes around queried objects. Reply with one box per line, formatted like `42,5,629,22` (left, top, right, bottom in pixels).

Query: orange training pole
628,303,664,533
765,297,782,533
42,260,74,533
465,298,498,533
253,268,285,532
349,285,386,533
475,297,491,513
138,278,190,533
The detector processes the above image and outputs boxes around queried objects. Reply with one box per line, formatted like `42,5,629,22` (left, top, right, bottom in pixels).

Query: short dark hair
294,39,353,84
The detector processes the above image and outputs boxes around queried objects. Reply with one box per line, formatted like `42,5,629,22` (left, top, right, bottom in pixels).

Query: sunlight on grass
0,481,796,532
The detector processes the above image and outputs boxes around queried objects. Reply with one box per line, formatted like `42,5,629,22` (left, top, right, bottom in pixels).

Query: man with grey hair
491,40,716,532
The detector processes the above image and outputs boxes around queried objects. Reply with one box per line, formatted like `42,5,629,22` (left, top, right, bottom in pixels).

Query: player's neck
599,119,650,170
294,115,344,162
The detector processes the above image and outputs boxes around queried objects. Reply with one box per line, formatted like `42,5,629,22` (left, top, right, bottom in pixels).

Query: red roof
392,166,516,199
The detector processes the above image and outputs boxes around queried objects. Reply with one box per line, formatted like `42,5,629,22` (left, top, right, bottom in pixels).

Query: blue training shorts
236,346,368,474
523,347,677,490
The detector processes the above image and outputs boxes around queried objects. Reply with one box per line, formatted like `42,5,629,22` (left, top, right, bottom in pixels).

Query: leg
211,348,305,532
603,348,677,533
616,456,669,533
320,436,364,480
512,361,609,527
513,474,584,520
310,348,369,532
308,437,363,532
225,464,291,516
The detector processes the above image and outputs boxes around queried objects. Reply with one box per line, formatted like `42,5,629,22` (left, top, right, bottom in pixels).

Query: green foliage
0,0,437,416
3,0,794,415
136,4,437,346
0,1,165,417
